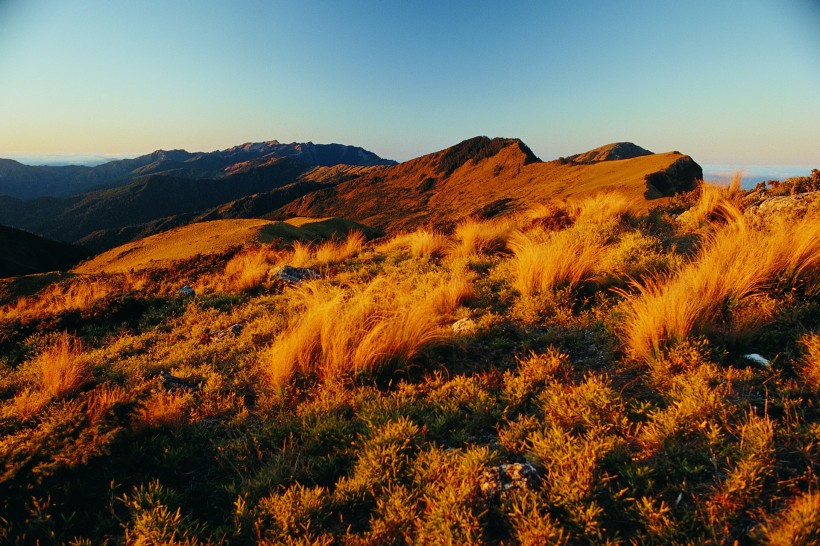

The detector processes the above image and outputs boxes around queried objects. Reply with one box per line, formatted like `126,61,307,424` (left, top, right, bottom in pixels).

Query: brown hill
276,136,702,232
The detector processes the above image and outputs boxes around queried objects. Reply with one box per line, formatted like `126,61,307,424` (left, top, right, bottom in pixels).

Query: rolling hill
73,217,378,274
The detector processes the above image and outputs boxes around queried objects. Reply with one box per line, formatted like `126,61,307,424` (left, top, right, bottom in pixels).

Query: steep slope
277,136,702,232
0,141,396,199
0,225,88,278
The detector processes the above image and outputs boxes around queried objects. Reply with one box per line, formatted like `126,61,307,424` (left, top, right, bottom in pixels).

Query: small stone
452,317,477,335
177,285,195,296
743,353,772,370
479,463,537,499
272,265,320,284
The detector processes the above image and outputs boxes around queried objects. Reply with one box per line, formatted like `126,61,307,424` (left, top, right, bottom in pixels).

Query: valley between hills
1,136,819,544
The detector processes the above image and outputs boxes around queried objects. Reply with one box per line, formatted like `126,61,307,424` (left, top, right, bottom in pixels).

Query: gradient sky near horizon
0,0,818,167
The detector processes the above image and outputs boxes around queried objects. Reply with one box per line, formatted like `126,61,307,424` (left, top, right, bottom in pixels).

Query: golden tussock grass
451,218,515,257
213,246,287,292
13,388,50,420
0,277,117,322
290,231,365,268
139,391,187,428
798,333,820,391
679,176,745,229
621,212,820,361
378,229,450,259
757,491,820,545
510,228,608,296
264,272,472,387
37,332,90,399
85,384,129,425
568,191,636,227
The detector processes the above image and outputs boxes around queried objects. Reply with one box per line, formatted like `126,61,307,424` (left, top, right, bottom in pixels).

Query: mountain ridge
0,136,702,253
0,141,397,199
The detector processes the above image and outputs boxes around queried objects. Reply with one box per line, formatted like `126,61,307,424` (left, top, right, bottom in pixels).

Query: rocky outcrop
644,155,703,198
744,190,820,226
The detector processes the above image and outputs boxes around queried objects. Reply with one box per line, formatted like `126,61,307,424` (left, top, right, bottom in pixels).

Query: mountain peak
434,136,540,178
566,142,653,164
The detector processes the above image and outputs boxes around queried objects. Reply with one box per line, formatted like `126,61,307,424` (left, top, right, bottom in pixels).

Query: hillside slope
0,225,88,278
278,137,702,232
74,217,376,274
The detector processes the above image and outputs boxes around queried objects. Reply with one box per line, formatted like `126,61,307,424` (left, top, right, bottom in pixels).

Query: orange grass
379,229,450,259
451,218,514,257
510,228,608,296
621,212,820,361
265,272,471,387
37,333,90,398
289,231,365,268
0,277,118,322
216,246,286,292
679,177,745,229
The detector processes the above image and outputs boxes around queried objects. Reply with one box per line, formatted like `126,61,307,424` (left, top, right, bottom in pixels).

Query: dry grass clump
569,191,635,228
451,217,514,257
13,388,50,420
510,228,608,296
264,272,471,387
12,333,89,419
36,332,90,399
756,492,820,545
621,213,820,361
379,229,450,259
679,176,745,229
0,276,118,322
797,333,820,391
289,231,365,267
138,391,187,428
217,246,286,292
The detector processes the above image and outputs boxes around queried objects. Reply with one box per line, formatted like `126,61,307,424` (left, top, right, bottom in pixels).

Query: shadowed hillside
0,225,88,278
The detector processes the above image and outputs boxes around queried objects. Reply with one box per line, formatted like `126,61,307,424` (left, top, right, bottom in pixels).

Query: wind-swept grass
264,271,472,387
379,229,450,259
451,217,514,257
620,212,820,361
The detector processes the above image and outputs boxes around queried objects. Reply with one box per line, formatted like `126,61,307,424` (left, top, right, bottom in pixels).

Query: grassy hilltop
1,174,820,544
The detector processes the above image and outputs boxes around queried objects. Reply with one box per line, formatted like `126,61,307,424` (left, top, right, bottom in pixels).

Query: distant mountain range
0,141,396,200
0,136,702,257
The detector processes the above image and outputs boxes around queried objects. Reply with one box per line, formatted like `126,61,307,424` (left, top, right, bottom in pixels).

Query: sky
0,0,818,170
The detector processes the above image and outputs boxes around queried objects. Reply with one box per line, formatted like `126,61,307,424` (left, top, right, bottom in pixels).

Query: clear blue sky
0,0,818,166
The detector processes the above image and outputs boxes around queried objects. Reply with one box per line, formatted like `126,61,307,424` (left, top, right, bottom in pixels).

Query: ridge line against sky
0,0,818,166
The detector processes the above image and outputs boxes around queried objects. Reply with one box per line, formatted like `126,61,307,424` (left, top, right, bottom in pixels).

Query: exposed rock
273,264,320,284
210,323,243,341
743,353,772,370
479,463,538,499
452,318,477,335
177,285,195,296
160,370,199,391
644,155,703,198
744,190,820,227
